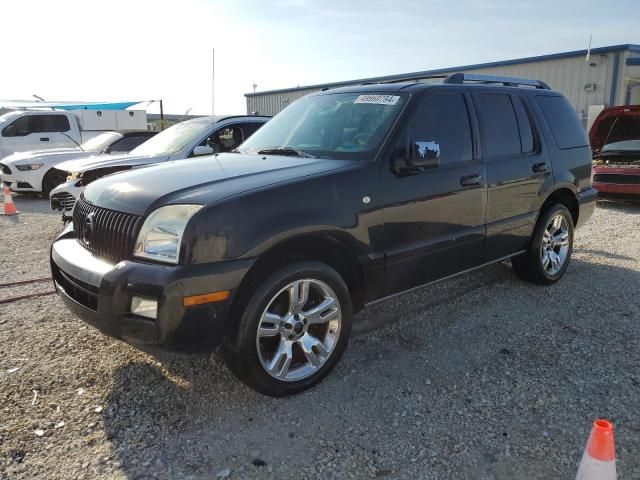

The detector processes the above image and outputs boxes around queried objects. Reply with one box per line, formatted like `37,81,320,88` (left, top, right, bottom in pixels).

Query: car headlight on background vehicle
15,163,44,171
134,205,202,264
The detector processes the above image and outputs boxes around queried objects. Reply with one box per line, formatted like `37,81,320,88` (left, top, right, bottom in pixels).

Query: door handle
460,174,483,187
532,162,547,173
40,137,50,142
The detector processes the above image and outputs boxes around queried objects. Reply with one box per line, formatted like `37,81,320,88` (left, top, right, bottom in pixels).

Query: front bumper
592,167,640,198
0,168,41,192
593,182,640,197
51,233,254,350
575,187,598,229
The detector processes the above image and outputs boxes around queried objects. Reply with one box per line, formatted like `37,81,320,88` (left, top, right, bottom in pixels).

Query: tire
224,261,353,396
41,169,67,196
512,203,574,285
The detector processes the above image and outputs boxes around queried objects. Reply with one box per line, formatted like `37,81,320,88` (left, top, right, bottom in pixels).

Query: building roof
246,43,640,97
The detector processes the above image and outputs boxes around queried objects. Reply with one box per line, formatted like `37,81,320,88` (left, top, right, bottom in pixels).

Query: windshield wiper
257,147,315,158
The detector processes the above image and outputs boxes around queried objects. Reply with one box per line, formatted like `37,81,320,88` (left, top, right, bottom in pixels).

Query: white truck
0,109,147,160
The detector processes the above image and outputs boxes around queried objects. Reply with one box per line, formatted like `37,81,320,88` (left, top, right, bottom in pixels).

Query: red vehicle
591,106,640,199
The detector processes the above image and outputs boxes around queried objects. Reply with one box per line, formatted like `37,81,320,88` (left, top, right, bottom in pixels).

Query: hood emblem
83,212,96,244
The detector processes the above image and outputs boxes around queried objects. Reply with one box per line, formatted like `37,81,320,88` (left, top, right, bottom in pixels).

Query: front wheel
224,261,352,396
512,203,574,285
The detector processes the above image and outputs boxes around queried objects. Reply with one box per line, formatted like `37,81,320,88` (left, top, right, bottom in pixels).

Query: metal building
246,43,640,125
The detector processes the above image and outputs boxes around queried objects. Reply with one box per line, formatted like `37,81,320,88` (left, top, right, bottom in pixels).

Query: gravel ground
1,194,639,479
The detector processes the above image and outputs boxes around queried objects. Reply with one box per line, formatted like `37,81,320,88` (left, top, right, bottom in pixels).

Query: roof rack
444,73,551,89
363,73,550,89
362,74,449,85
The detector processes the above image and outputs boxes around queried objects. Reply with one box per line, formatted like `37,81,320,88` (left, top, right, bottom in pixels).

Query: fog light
131,296,157,319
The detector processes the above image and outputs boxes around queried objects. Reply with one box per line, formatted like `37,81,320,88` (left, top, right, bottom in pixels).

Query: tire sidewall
229,261,353,396
532,204,574,282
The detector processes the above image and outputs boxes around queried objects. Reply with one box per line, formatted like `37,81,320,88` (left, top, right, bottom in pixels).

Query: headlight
16,163,44,171
134,205,202,264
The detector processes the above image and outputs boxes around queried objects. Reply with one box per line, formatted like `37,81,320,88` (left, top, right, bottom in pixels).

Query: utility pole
159,99,164,131
212,48,215,116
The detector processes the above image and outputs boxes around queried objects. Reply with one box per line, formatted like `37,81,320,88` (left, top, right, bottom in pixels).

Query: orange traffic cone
576,419,616,480
1,184,18,216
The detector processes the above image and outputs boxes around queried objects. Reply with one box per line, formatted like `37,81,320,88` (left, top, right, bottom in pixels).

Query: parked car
591,105,640,199
49,115,269,218
0,109,147,160
0,130,156,194
51,74,596,396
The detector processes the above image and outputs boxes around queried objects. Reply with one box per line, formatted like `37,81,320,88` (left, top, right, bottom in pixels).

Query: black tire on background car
512,203,574,285
224,261,353,397
41,168,67,196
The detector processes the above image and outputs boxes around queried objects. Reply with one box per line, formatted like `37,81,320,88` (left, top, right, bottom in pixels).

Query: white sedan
0,130,155,195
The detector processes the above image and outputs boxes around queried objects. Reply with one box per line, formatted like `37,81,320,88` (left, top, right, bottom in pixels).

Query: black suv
51,73,597,396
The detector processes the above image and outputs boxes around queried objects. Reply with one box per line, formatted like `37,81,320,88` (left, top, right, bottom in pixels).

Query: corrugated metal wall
622,50,640,105
246,52,620,119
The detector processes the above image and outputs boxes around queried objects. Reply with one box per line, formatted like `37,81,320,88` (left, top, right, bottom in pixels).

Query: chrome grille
73,196,143,262
51,192,76,210
593,173,640,185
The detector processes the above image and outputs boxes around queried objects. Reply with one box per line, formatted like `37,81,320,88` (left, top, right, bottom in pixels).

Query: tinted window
2,115,47,136
536,95,588,149
408,93,472,165
476,94,521,158
1,114,70,136
512,96,535,153
50,115,70,132
109,135,151,153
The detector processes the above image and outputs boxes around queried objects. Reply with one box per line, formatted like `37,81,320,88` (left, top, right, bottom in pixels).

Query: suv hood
56,153,168,173
3,149,103,167
84,153,355,216
590,105,640,154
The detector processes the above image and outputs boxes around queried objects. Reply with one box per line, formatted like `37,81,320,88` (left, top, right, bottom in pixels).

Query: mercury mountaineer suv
51,73,597,396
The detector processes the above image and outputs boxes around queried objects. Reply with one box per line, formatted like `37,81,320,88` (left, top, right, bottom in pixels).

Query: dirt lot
1,195,639,479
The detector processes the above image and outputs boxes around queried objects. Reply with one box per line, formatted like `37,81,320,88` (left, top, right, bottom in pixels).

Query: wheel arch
228,233,365,337
538,186,579,226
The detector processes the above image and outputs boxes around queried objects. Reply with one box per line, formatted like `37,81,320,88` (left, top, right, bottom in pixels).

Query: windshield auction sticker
354,95,400,105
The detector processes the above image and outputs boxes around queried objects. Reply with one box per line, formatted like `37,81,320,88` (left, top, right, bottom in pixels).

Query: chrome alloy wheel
540,214,570,276
256,279,342,382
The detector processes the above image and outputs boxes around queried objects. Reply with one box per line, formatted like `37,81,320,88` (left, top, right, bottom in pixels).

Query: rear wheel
512,203,574,285
224,261,352,396
41,169,67,196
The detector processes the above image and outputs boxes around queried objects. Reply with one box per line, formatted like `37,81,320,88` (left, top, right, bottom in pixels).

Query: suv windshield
80,132,123,152
238,92,407,160
129,120,212,156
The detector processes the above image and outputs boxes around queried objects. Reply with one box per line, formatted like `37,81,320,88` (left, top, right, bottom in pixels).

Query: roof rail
444,73,551,89
361,74,450,86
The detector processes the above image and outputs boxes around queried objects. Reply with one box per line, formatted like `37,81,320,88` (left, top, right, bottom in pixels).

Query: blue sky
1,0,637,115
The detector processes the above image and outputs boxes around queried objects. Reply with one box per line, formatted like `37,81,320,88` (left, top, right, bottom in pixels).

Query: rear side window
536,95,588,149
408,93,473,165
50,115,71,132
475,94,521,158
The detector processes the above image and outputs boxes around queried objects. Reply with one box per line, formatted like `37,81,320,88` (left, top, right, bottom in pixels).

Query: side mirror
393,140,440,175
193,145,214,157
2,125,18,137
